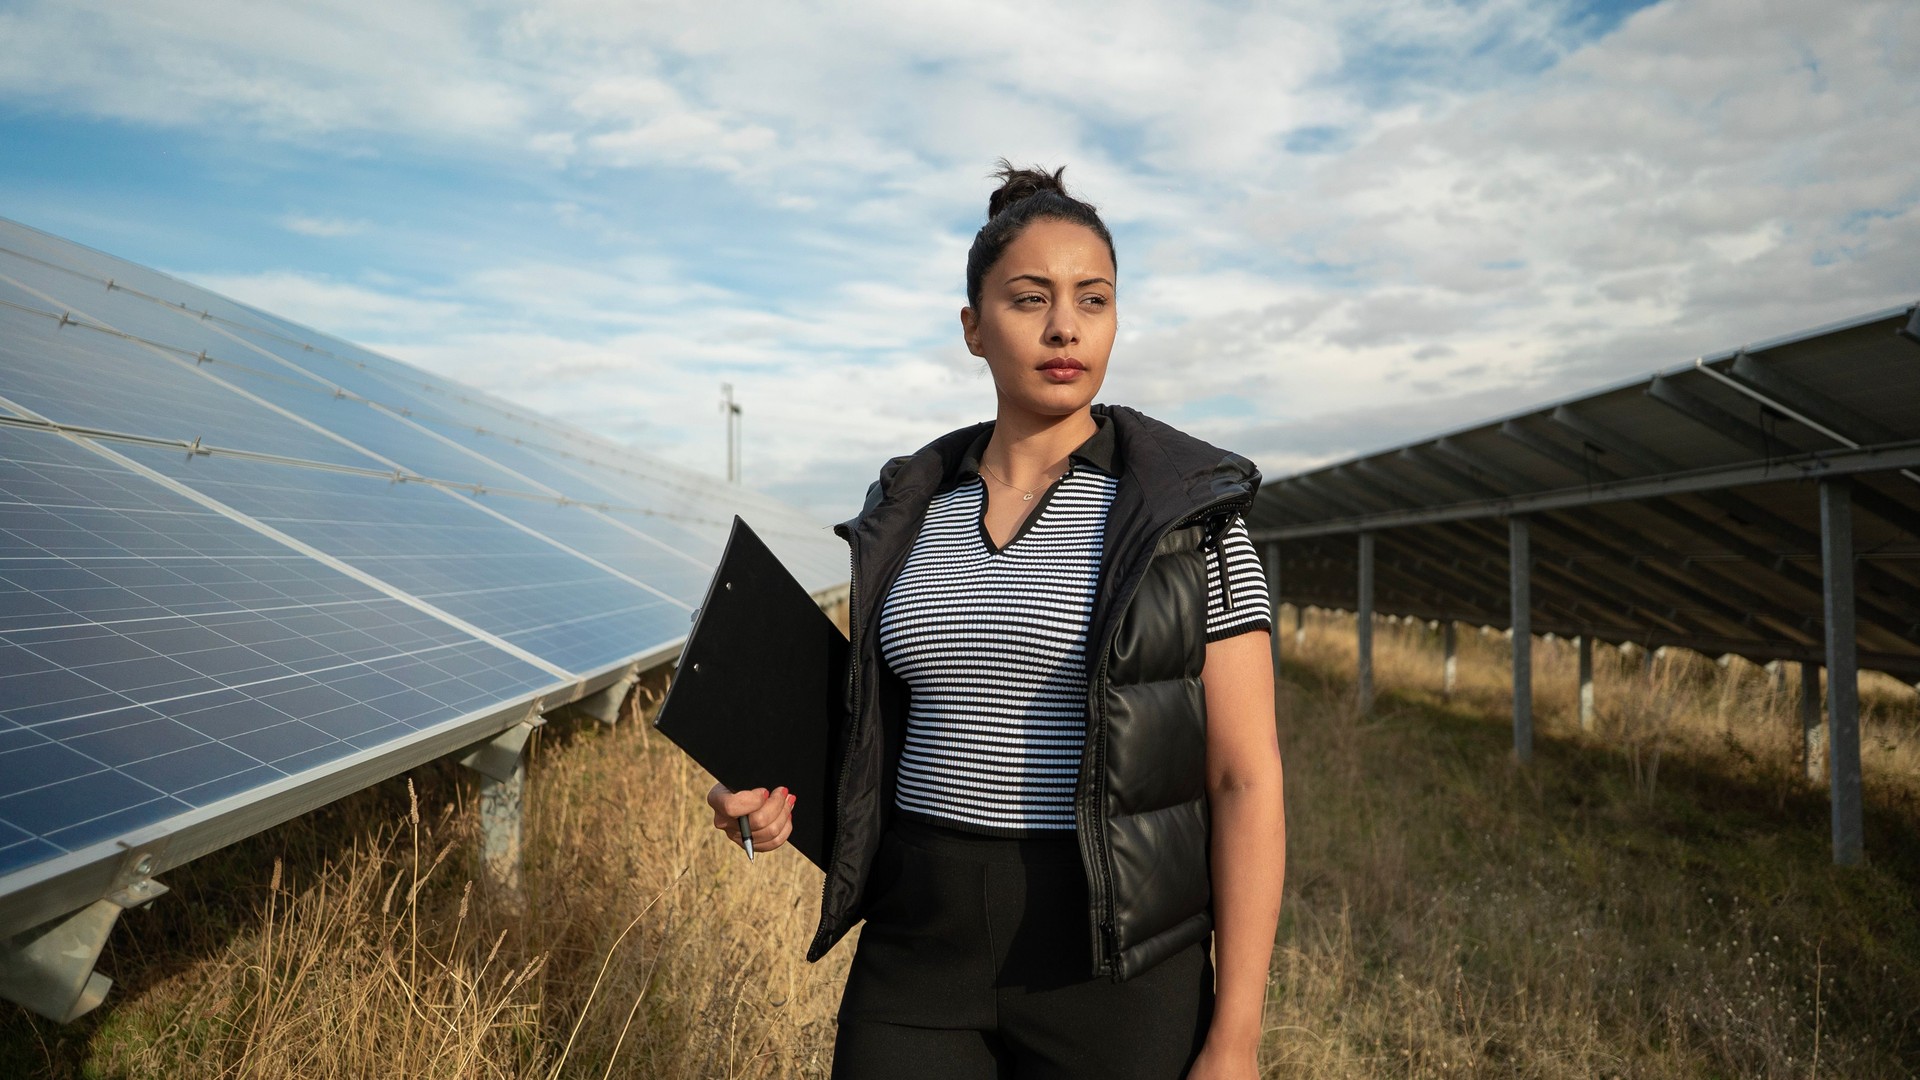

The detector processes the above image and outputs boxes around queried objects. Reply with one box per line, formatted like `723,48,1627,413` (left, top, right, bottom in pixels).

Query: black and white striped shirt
877,420,1270,836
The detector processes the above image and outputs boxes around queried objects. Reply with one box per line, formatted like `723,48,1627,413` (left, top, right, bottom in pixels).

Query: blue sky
1,0,1914,521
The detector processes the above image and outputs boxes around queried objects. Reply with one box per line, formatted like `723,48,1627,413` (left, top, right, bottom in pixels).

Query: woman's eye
1081,295,1109,307
1016,294,1045,306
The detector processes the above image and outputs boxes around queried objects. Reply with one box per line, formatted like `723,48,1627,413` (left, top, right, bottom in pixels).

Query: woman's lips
1039,358,1085,382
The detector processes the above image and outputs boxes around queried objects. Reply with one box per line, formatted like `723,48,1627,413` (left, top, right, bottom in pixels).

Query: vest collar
836,404,1260,543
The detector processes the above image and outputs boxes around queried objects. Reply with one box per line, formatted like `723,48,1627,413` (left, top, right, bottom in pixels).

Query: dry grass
4,615,1917,1077
1268,608,1920,1077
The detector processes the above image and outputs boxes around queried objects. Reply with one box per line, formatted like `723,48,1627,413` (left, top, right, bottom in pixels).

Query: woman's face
962,218,1116,419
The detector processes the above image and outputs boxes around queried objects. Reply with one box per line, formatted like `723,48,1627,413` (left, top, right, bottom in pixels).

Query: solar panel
0,292,379,471
0,423,556,877
1249,304,1920,678
0,216,849,998
101,444,690,674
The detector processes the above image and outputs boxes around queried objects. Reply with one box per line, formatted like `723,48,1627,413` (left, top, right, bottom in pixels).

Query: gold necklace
980,461,1059,502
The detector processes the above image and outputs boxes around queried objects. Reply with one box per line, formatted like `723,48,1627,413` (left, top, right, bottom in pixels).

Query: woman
708,163,1286,1079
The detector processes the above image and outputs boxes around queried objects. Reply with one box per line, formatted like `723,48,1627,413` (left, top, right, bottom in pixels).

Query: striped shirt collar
951,413,1117,491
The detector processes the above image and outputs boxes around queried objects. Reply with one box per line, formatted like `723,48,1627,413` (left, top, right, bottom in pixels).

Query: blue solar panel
0,225,304,344
0,237,833,588
105,444,693,674
0,290,380,470
0,424,555,876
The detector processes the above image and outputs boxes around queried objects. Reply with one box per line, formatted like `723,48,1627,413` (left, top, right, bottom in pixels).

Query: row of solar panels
0,217,849,940
1247,303,1920,678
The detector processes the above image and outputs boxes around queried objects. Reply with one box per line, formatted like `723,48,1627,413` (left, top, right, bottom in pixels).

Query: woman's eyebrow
1004,273,1055,288
1002,273,1115,289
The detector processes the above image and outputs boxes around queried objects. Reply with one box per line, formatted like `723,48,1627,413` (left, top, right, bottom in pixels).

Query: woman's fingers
742,790,798,850
763,814,795,852
746,786,791,831
704,784,797,853
710,784,771,820
750,803,795,852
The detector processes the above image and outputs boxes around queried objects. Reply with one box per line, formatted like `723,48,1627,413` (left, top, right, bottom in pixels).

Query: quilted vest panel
1099,525,1215,979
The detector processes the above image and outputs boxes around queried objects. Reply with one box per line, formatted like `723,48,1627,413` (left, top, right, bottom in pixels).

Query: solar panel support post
0,878,167,1023
1442,620,1457,700
1357,532,1375,714
1294,604,1306,649
1510,515,1533,764
1577,634,1595,732
460,718,540,905
1819,479,1863,866
1800,659,1825,783
1265,542,1282,671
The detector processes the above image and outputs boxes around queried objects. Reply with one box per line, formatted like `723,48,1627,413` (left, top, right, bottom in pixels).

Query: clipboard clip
668,606,702,680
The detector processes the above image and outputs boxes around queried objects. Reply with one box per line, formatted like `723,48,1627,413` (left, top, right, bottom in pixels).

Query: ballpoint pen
739,815,755,861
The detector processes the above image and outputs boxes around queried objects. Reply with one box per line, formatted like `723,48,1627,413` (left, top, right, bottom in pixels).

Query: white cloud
281,214,370,237
0,0,530,138
8,0,1918,520
184,270,468,333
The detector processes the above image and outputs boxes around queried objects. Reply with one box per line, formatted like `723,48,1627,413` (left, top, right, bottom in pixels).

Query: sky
0,0,1914,522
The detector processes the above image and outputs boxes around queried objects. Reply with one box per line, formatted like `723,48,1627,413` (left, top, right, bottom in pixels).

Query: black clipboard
653,516,846,870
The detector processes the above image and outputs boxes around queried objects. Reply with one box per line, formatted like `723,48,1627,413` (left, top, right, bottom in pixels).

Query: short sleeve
1204,515,1272,643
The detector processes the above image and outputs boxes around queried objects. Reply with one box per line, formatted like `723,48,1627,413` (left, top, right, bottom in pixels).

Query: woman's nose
1044,310,1079,347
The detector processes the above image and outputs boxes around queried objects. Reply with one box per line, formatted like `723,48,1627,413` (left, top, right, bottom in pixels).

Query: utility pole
721,383,742,484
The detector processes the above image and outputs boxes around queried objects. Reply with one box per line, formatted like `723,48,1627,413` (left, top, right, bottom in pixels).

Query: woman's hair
965,160,1116,309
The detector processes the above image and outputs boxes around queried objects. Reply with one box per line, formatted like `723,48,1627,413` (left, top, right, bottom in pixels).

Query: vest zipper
1203,517,1236,613
1082,489,1253,979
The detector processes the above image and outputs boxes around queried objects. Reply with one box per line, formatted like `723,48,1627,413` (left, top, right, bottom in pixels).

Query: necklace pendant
1022,492,1034,501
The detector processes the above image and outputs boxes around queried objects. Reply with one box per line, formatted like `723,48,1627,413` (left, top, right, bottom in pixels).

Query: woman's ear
960,307,985,358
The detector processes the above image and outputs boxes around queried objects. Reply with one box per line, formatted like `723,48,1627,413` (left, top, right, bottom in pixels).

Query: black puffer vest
807,404,1261,981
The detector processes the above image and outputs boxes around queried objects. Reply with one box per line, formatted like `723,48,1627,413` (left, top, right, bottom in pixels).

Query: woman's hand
706,783,797,854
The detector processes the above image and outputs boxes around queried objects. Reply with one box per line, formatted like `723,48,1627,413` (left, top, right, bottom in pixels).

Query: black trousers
832,816,1213,1079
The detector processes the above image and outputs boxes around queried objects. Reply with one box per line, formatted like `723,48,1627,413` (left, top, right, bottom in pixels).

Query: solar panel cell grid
111,444,690,672
0,228,302,344
0,282,571,497
0,303,379,469
0,424,556,877
484,496,712,600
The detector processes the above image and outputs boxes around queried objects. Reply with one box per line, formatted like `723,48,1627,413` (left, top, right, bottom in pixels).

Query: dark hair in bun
965,159,1115,309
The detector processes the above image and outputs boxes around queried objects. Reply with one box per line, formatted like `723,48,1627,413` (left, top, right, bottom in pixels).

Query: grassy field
4,612,1917,1078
